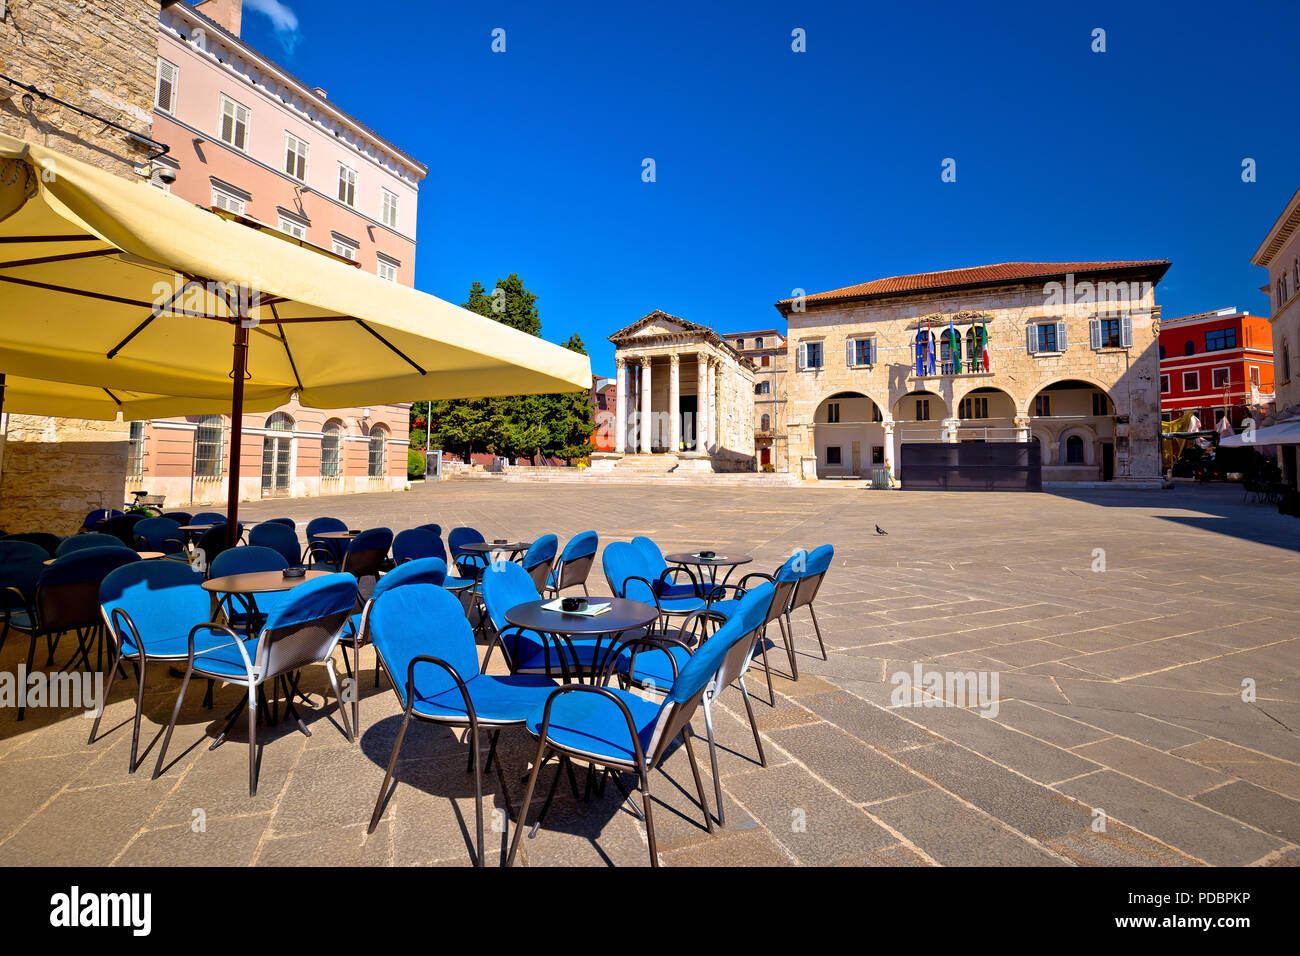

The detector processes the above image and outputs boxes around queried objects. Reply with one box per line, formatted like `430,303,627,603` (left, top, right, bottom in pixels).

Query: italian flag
981,318,991,371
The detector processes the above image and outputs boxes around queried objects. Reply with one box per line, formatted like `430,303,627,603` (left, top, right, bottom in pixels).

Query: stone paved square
1,480,1297,866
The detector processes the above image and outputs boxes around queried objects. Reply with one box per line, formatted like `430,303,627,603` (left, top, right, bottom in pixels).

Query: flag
915,326,925,377
948,316,961,373
926,319,936,375
981,318,991,371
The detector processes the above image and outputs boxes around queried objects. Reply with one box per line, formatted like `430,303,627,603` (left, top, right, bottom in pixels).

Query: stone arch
1020,375,1114,417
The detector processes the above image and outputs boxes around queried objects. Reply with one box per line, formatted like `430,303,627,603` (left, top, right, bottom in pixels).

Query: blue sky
239,0,1300,378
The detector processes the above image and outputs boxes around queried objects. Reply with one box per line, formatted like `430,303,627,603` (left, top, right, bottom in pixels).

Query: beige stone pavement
1,480,1298,867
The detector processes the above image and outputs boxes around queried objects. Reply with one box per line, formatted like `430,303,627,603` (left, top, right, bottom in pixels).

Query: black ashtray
348,529,361,535
494,539,508,545
561,597,588,612
282,566,307,579
699,550,717,559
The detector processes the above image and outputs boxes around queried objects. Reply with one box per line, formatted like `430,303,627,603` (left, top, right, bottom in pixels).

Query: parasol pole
226,317,249,548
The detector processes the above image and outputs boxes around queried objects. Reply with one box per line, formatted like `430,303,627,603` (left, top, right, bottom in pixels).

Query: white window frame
1182,370,1200,392
218,94,250,152
332,237,359,261
338,163,357,207
156,58,178,114
846,336,876,367
1026,321,1067,355
798,340,824,370
277,214,307,239
1210,366,1230,390
376,256,399,281
211,184,246,215
381,188,399,229
824,445,843,466
1089,315,1132,350
826,402,840,424
284,132,309,182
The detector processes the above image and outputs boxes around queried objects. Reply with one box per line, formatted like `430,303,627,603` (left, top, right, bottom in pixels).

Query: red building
592,379,616,452
1159,307,1274,428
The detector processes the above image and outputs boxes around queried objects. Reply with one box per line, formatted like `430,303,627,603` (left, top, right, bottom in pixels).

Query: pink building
127,0,429,506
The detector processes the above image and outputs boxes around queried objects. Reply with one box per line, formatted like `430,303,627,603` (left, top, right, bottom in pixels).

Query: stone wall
0,0,162,533
782,279,1164,483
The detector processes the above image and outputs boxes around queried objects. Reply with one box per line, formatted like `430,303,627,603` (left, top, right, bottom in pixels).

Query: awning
0,132,590,418
1219,420,1300,447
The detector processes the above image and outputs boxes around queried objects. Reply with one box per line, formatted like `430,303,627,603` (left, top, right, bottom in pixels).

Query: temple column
695,353,708,451
705,358,717,453
883,420,896,480
668,353,681,453
639,357,652,453
613,357,627,454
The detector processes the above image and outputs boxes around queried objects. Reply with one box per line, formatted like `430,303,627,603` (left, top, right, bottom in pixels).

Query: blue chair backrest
372,557,447,600
631,536,668,576
392,527,442,564
559,530,598,561
480,559,538,633
42,548,141,589
249,522,301,566
83,508,123,530
0,540,49,606
521,534,558,570
266,518,297,528
57,533,128,557
135,517,186,553
602,541,655,604
417,523,442,537
369,584,477,706
261,572,357,632
100,561,207,654
192,512,227,525
210,545,288,578
347,527,393,557
667,583,774,704
803,544,834,577
775,552,805,583
251,573,357,677
163,512,192,526
306,516,346,539
5,532,60,557
35,547,141,633
448,527,485,559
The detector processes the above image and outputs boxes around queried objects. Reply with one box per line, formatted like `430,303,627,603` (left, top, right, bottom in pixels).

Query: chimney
198,0,243,37
313,87,328,99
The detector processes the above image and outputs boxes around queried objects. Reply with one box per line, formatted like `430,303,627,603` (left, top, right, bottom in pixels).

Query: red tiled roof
775,260,1171,311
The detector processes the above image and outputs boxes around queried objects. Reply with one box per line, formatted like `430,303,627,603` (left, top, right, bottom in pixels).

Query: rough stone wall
781,280,1163,482
717,357,755,465
0,0,161,533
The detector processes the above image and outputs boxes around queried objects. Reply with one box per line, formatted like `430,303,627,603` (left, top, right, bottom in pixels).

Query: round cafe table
44,550,167,565
313,530,361,540
460,540,531,560
664,550,753,591
504,597,657,683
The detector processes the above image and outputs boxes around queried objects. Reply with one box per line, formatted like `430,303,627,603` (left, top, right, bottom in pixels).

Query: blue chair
5,532,60,557
545,531,597,597
520,534,558,593
507,582,776,866
15,547,142,719
209,546,289,634
603,541,710,639
249,521,301,567
265,518,297,528
94,561,217,771
631,536,702,598
192,523,242,575
448,527,489,579
163,512,193,527
133,517,187,557
0,540,47,656
305,516,348,565
786,545,833,669
481,560,613,679
153,572,359,796
366,583,558,866
82,508,123,532
309,528,392,600
341,556,449,732
103,514,146,547
192,511,226,525
392,527,443,564
56,533,128,557
417,523,442,537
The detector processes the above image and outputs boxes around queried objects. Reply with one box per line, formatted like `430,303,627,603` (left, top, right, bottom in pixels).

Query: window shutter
846,339,855,367
1026,325,1038,354
1057,321,1068,351
797,342,806,370
1121,314,1133,348
1089,319,1101,350
867,339,876,365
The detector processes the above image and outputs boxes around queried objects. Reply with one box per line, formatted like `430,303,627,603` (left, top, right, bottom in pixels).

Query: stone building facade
722,328,787,471
0,0,163,532
597,311,755,472
1252,184,1300,487
774,261,1170,485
